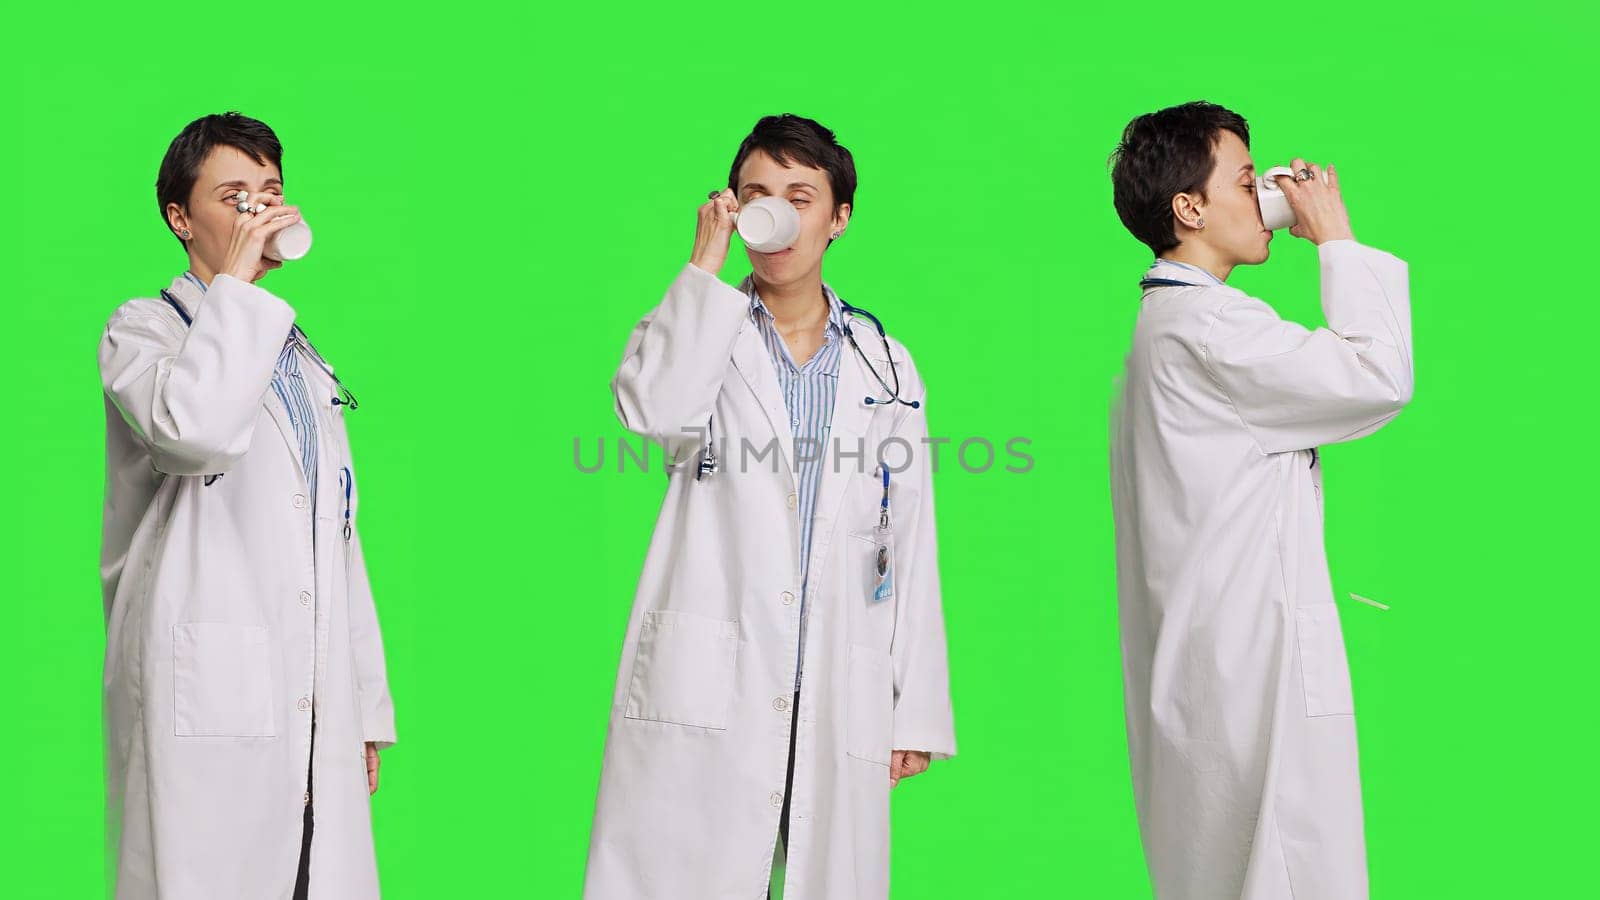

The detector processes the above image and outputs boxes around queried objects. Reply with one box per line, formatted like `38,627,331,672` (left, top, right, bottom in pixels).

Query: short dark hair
155,112,283,244
1109,101,1250,255
728,114,856,213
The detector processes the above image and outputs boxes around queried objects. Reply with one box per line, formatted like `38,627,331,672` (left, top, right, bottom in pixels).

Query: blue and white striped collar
740,277,848,338
1145,257,1226,287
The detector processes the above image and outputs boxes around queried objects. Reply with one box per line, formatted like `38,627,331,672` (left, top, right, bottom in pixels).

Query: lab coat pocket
845,644,893,766
624,610,740,731
172,623,276,737
1295,604,1355,717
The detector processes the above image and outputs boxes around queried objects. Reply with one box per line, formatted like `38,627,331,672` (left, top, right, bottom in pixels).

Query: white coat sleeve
1201,240,1414,453
98,275,296,474
886,353,957,760
611,264,751,462
347,523,397,749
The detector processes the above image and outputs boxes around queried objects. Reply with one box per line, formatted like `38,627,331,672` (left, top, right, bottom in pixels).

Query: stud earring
180,228,191,239
1195,217,1205,229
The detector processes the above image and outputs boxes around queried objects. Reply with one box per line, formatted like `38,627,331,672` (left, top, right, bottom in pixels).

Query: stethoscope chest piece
697,440,719,480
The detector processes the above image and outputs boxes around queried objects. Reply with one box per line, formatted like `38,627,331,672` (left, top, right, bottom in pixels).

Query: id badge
872,527,895,603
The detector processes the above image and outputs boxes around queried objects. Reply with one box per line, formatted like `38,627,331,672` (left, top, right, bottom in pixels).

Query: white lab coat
584,264,956,900
1110,241,1413,900
98,274,397,900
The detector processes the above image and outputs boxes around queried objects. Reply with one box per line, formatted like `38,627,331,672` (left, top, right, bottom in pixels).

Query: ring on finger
1294,168,1315,183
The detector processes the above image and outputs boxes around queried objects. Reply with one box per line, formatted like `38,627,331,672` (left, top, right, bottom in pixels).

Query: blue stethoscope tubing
1139,276,1202,290
839,300,920,410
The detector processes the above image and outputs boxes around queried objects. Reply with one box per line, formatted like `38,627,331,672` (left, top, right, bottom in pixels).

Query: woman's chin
751,253,804,283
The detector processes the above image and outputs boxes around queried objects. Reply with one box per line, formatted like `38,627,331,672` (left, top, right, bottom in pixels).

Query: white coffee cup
265,219,313,262
733,196,801,253
1255,164,1334,231
1255,166,1301,231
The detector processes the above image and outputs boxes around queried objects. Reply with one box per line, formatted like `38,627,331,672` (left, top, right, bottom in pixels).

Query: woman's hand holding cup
1274,158,1354,245
221,191,301,283
690,188,740,276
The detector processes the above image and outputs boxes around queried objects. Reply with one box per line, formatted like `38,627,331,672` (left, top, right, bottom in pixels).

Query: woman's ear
166,202,191,241
829,202,852,241
1170,192,1205,233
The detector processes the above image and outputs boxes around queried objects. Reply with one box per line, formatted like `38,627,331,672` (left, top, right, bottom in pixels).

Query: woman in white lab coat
98,113,395,900
584,115,956,900
1108,102,1413,900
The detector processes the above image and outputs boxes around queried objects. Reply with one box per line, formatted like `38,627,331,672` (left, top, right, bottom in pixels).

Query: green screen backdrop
7,3,1593,897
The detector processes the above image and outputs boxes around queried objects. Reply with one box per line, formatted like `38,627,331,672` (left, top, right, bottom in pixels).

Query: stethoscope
159,289,361,411
1136,263,1317,469
839,301,921,411
695,297,921,481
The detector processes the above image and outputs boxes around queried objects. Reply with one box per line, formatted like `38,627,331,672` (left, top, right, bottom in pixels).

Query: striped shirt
184,272,320,512
741,279,847,687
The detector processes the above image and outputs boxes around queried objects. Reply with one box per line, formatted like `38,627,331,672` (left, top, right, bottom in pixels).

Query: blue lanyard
879,466,891,529
339,466,354,541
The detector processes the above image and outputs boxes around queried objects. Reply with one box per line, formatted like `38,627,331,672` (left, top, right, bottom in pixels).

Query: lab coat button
292,493,307,509
303,791,311,805
297,697,311,712
770,792,784,808
298,591,312,608
785,493,798,509
774,697,790,712
780,591,794,605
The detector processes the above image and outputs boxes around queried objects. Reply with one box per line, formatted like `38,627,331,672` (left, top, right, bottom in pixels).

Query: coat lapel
809,315,883,541
259,363,310,493
295,341,344,515
729,322,797,483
